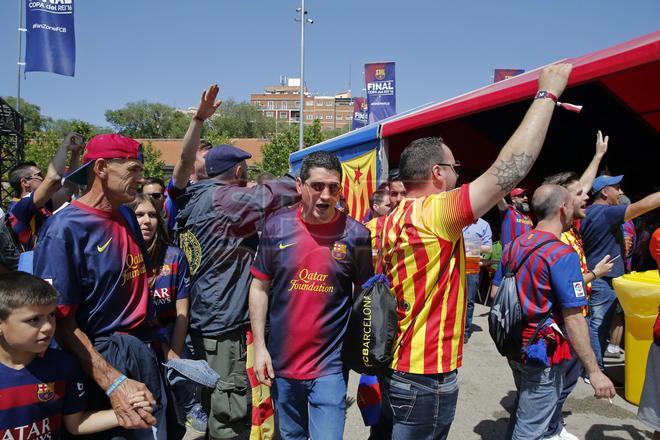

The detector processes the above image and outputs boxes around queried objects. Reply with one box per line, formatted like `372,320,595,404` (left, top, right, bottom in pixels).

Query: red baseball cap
510,188,527,197
65,134,143,185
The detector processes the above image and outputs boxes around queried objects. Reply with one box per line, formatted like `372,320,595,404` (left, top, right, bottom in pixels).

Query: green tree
105,101,190,138
260,126,299,177
24,130,61,172
206,99,275,138
259,120,329,176
46,118,108,140
141,141,166,180
2,96,49,133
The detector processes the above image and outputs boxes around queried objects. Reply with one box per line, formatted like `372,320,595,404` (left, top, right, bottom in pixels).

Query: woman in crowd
128,193,208,436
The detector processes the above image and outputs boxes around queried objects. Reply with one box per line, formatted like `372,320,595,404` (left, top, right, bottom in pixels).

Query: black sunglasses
306,181,342,195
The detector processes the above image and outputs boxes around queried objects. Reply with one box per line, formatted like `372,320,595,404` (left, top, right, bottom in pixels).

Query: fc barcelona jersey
251,208,373,380
0,349,86,439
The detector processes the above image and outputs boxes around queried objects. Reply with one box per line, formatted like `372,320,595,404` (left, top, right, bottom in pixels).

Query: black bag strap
505,238,560,348
505,238,559,276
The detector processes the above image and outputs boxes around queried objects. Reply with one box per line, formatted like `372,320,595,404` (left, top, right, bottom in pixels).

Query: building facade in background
250,77,353,130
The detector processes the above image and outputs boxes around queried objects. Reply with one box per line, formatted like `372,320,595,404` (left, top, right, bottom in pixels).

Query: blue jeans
545,354,582,437
272,372,348,440
506,360,564,440
376,370,459,440
588,277,617,370
465,273,481,337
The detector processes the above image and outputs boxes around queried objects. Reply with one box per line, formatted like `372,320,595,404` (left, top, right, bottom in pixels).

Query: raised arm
172,84,222,189
56,315,157,429
578,130,608,193
624,191,660,222
469,64,572,219
34,133,83,209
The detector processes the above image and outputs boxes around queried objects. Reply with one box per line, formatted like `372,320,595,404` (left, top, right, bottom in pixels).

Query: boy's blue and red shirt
251,208,373,380
153,245,190,329
500,205,533,246
493,230,587,344
8,194,53,252
164,178,188,237
33,201,154,340
0,349,86,439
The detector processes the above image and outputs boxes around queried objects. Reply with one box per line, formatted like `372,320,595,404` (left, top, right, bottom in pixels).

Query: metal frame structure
0,97,25,205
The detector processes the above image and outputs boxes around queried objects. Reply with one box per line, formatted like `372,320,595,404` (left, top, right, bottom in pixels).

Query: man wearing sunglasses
7,132,83,251
374,64,575,440
249,151,373,439
174,107,300,438
142,177,166,213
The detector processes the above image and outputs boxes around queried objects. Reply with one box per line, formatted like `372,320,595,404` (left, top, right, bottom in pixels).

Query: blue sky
1,1,658,127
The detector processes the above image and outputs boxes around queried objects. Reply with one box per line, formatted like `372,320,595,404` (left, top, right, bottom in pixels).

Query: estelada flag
246,329,275,440
341,149,377,221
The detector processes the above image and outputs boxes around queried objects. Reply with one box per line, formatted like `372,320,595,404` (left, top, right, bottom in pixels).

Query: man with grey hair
493,184,615,439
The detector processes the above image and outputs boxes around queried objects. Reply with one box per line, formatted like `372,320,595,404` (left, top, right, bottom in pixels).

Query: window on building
306,101,314,106
267,101,274,109
325,115,333,120
281,102,288,110
279,112,288,119
266,112,274,118
306,114,313,120
336,116,342,121
326,102,334,107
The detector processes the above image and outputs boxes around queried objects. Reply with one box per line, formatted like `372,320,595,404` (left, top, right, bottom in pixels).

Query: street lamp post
295,2,313,150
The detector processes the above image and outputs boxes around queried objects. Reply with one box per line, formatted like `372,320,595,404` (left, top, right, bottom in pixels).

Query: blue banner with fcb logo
25,0,76,76
365,62,396,123
493,68,524,83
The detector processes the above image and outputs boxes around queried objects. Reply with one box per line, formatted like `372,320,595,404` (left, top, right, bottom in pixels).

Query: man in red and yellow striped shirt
374,63,574,440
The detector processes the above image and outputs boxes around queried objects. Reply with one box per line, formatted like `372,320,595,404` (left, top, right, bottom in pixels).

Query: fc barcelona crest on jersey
36,382,55,401
331,242,347,260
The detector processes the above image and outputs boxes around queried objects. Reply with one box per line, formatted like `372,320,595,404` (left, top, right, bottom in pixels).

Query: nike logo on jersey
278,242,296,250
97,238,112,253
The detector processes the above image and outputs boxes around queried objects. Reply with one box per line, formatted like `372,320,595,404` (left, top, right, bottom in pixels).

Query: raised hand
63,132,84,154
595,130,609,156
194,84,222,121
537,63,573,98
593,254,615,278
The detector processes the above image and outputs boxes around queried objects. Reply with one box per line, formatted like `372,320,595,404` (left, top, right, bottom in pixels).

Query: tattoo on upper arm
491,153,534,192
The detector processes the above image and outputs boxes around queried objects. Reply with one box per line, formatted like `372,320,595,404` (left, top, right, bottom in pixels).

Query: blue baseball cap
205,144,252,177
591,175,623,193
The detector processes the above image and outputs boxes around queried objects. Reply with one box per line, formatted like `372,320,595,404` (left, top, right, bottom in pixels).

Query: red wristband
535,90,558,103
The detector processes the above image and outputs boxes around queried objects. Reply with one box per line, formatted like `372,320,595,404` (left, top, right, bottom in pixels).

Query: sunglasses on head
306,181,342,195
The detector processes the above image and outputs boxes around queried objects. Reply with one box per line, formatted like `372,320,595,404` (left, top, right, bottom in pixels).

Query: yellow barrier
613,270,660,405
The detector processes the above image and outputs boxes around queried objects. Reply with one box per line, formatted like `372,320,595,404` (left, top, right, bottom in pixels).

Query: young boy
0,271,151,439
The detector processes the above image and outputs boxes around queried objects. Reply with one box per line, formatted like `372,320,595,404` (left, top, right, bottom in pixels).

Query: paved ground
187,303,654,439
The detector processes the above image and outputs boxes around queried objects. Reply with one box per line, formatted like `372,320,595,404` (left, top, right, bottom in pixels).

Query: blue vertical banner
365,62,395,123
351,97,369,130
25,0,76,76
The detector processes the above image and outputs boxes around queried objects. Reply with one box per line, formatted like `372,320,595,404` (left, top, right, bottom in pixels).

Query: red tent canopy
382,31,660,137
380,31,660,199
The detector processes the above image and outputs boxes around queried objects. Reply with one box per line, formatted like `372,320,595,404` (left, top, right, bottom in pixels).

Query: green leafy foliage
206,99,275,138
2,97,48,133
259,120,329,177
141,141,167,180
105,101,190,138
